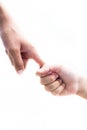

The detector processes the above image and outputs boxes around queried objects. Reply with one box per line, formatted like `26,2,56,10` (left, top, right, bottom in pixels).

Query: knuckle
40,74,57,85
45,86,49,91
46,84,55,91
9,48,19,55
15,63,24,69
54,80,59,86
49,74,58,82
48,85,54,90
52,89,59,96
40,77,47,85
52,91,57,96
49,75,55,82
40,79,44,85
57,79,62,85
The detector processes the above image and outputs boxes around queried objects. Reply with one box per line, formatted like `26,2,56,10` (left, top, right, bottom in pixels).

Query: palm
55,66,79,95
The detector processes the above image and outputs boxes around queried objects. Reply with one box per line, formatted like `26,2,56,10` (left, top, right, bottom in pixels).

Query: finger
60,89,67,96
21,52,29,68
40,73,58,85
32,53,44,68
26,45,45,67
60,85,69,96
9,48,24,73
5,49,14,65
23,58,29,68
52,83,65,96
45,79,62,91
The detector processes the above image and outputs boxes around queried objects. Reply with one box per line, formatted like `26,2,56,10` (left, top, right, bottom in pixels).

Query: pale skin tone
1,4,87,99
36,64,87,99
0,3,44,73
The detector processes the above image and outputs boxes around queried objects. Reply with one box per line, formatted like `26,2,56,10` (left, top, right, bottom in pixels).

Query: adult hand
1,25,44,73
0,3,44,73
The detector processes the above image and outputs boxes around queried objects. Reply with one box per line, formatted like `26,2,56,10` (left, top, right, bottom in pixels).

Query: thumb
10,49,24,73
36,64,52,77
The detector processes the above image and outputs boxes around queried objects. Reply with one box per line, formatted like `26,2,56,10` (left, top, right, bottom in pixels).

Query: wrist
77,76,87,99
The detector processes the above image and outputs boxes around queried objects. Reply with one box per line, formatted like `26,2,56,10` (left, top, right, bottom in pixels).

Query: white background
0,0,87,130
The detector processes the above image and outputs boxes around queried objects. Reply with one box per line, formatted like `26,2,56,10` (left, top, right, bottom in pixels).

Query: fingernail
17,70,23,74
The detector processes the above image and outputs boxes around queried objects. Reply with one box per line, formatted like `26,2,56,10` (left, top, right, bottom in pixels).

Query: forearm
77,76,87,99
0,3,11,33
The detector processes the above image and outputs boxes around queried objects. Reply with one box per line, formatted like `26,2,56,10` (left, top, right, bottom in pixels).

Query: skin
1,3,87,99
36,64,87,99
0,3,44,73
